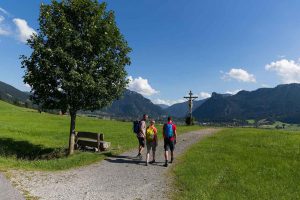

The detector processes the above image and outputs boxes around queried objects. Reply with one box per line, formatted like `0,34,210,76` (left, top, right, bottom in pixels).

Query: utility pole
184,90,198,121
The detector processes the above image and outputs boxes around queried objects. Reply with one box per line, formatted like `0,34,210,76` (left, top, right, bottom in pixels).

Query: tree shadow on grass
0,138,67,160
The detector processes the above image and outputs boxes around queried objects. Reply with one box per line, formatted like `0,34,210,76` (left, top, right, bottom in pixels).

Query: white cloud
152,98,185,106
0,7,9,15
13,18,36,43
223,68,256,83
225,89,242,95
152,91,211,106
24,83,31,88
265,59,300,83
0,15,10,35
198,92,211,99
127,76,159,96
261,84,270,88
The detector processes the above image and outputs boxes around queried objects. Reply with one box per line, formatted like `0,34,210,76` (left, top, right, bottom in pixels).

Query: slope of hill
0,99,200,171
165,99,206,118
194,83,300,123
0,81,30,105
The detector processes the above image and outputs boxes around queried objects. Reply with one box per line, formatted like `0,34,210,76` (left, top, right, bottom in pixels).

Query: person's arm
162,124,165,139
139,121,143,132
174,124,177,143
140,121,145,137
154,128,158,145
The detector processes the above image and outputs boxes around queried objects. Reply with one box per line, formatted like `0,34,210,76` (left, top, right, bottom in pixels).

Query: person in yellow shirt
145,120,158,166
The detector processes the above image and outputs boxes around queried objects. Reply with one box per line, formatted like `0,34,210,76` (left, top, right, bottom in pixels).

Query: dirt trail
9,128,218,200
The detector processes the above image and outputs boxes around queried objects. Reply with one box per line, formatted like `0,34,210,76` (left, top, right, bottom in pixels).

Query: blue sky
1,0,300,105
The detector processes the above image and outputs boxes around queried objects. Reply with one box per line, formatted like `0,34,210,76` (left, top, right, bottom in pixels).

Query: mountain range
2,81,300,123
193,83,300,123
164,100,206,118
101,90,165,118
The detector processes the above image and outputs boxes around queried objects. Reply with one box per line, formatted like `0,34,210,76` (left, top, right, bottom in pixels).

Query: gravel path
0,173,24,200
9,128,218,200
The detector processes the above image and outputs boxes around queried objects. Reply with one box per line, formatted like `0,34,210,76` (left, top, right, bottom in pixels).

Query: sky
1,0,300,106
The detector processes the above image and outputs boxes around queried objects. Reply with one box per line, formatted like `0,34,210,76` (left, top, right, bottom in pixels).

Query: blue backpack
164,123,174,139
133,120,140,134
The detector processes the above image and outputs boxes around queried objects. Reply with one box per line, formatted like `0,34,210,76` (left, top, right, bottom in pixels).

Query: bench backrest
76,132,100,141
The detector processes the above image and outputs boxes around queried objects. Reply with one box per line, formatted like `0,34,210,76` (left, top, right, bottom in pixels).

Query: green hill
0,81,30,106
194,83,300,123
0,100,200,171
0,100,132,170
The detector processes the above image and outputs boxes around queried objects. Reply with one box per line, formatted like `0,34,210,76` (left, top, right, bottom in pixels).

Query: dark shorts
146,141,157,152
164,139,175,152
137,137,145,147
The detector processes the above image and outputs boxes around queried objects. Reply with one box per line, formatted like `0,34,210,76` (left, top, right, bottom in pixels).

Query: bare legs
164,150,168,161
146,150,156,164
164,150,174,166
138,145,144,155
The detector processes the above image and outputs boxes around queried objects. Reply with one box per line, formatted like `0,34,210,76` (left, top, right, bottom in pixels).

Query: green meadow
0,100,201,171
172,128,300,200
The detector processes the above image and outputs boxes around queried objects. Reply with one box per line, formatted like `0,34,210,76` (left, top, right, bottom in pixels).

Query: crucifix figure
184,90,198,119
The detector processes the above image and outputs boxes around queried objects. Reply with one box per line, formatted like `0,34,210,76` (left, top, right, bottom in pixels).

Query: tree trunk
68,110,77,155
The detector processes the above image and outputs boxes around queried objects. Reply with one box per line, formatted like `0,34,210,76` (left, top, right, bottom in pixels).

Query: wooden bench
74,132,110,151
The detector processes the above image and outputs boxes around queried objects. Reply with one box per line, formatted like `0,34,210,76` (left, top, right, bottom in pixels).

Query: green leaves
21,0,131,113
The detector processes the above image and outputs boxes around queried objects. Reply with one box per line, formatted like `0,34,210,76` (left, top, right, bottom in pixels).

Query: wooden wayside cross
184,90,198,119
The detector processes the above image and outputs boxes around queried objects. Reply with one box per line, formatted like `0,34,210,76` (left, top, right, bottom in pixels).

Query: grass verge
171,128,300,200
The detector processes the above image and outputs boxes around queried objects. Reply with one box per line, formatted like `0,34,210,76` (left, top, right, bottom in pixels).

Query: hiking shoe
164,162,168,167
145,162,148,166
149,160,155,164
136,154,143,159
170,158,174,163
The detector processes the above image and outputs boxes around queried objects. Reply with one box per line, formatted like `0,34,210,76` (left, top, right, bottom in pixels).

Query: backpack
164,123,174,139
146,127,155,142
133,120,140,134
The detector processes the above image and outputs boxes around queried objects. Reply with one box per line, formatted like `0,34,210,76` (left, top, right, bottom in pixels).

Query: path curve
10,128,218,200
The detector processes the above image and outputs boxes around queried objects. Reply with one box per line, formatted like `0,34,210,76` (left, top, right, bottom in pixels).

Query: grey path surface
0,173,24,200
10,129,218,200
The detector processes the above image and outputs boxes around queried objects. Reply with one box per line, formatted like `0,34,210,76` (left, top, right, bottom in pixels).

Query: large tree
21,0,131,155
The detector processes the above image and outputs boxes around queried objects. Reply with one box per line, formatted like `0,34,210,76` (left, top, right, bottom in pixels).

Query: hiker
145,120,158,166
163,116,177,167
136,114,148,159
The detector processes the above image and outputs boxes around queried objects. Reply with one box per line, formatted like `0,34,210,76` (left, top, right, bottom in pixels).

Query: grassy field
0,100,201,171
172,128,300,200
260,121,300,131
